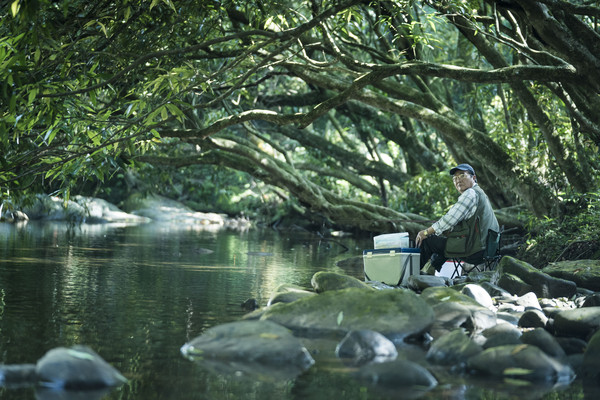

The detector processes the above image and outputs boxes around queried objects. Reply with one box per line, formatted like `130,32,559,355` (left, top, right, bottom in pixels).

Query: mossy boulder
259,287,434,341
426,329,483,366
496,273,533,296
492,256,576,298
36,346,127,389
181,320,314,379
543,260,600,292
267,283,316,306
311,271,371,293
420,286,487,308
552,307,600,340
582,329,600,381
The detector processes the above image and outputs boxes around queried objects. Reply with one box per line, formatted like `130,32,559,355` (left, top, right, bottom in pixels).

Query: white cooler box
363,247,420,286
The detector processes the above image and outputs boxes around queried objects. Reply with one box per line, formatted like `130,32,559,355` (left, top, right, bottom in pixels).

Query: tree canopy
2,0,599,233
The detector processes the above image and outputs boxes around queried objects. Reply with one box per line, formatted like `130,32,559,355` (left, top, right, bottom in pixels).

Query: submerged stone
354,359,437,390
426,329,482,366
0,364,37,387
36,346,127,390
467,344,574,384
181,320,314,379
335,330,398,365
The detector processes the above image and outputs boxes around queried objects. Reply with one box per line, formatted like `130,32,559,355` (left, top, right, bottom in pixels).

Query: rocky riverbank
1,193,251,229
180,255,600,397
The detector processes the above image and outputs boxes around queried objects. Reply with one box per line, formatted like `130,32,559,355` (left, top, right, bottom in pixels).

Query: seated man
415,163,499,275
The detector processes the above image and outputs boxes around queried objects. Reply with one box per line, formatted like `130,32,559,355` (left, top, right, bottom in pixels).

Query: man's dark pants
420,235,447,271
420,236,485,272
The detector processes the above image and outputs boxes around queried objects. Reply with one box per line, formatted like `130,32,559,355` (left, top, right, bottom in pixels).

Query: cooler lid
363,247,420,255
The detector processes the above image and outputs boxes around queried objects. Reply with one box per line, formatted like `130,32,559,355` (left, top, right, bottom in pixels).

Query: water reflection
0,221,588,399
0,221,363,399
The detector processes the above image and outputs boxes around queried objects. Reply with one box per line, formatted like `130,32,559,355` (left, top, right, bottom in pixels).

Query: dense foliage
519,192,600,266
1,0,600,241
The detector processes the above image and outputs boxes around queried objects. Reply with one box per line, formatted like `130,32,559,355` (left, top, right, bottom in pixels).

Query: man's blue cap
449,163,475,176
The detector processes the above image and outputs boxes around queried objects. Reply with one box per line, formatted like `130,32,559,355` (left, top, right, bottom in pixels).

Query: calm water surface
0,221,595,400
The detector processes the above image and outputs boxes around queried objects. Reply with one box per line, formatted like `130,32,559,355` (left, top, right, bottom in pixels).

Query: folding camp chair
450,228,503,278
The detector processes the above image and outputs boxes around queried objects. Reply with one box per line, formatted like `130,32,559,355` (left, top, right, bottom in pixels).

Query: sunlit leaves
10,0,20,17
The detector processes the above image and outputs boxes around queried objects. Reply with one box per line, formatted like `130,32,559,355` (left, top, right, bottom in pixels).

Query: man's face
452,171,475,193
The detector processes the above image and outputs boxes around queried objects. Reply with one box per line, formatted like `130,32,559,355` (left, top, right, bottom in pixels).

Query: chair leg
451,258,463,279
484,255,502,271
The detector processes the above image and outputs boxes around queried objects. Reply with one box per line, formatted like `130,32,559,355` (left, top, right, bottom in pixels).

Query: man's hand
416,230,428,247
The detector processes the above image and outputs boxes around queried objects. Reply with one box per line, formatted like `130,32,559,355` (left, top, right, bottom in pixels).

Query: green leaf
11,0,20,17
165,103,185,122
28,89,37,105
503,367,534,376
337,311,344,326
9,95,16,113
163,0,177,13
97,21,108,37
44,128,57,145
87,131,101,146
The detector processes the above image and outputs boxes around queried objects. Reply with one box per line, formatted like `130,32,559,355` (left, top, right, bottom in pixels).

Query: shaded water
0,222,595,399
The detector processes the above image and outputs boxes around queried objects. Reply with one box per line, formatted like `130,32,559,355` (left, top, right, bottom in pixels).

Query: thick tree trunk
197,137,430,234
445,11,593,194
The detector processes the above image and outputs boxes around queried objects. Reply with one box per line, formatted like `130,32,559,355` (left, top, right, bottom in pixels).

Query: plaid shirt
431,184,479,234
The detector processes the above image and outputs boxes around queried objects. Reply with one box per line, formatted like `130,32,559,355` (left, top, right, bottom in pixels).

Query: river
0,221,592,399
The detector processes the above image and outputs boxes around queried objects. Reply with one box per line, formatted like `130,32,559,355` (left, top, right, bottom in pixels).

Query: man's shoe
421,260,436,275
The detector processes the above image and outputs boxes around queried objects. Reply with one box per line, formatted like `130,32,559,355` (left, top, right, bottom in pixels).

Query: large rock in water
181,320,314,379
467,344,574,384
491,256,577,298
36,346,127,389
420,286,497,337
335,330,398,366
582,329,600,381
259,288,434,342
543,260,600,292
552,307,600,340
